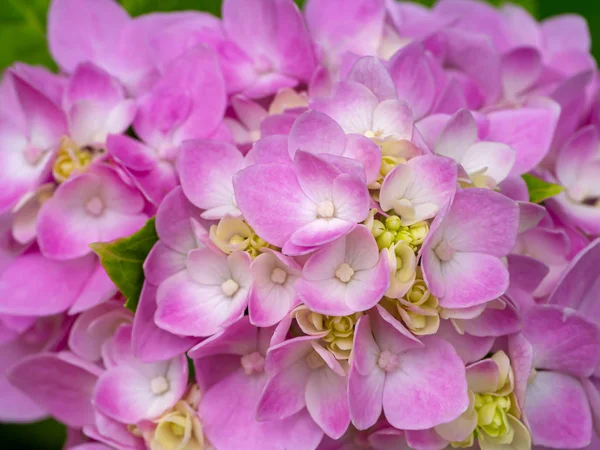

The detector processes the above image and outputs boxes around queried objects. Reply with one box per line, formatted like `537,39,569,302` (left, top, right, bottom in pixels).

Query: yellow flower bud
293,306,361,360
151,401,208,450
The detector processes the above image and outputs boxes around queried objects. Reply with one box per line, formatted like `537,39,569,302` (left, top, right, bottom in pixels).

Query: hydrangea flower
1,0,599,449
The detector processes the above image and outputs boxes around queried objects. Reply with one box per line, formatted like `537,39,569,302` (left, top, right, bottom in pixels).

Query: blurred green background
1,0,598,448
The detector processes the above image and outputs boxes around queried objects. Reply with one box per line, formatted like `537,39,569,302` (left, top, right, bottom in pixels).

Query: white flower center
221,279,240,297
434,240,455,262
335,263,355,283
377,350,399,372
317,200,335,218
150,376,170,395
241,351,265,375
85,196,105,216
270,267,287,284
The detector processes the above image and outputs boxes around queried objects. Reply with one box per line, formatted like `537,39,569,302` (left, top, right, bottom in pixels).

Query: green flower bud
376,231,395,250
371,219,386,238
385,215,402,231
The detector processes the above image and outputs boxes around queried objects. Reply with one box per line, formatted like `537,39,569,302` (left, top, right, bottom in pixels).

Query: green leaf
118,0,222,16
522,174,565,204
0,0,55,70
91,217,158,312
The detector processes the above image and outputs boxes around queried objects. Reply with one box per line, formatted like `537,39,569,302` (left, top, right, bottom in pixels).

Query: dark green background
0,0,597,448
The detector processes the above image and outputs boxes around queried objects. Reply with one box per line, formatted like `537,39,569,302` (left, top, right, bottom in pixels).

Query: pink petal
436,319,494,364
465,359,500,394
188,315,257,359
371,99,413,141
435,109,478,161
7,352,100,427
288,111,346,159
347,56,396,101
343,134,381,184
548,239,600,319
305,0,385,70
0,252,96,315
379,155,457,225
179,140,244,219
135,46,226,143
383,336,469,430
248,251,300,327
132,283,197,363
461,141,515,185
508,332,533,409
69,301,130,362
233,163,314,247
256,363,311,421
222,0,316,82
143,242,186,286
501,47,542,98
200,369,322,450
485,106,558,175
526,371,592,449
69,261,117,314
294,149,342,204
155,187,205,254
251,135,293,165
306,366,350,438
523,304,600,378
310,81,378,135
348,316,385,429
542,14,591,56
426,251,510,309
388,42,436,119
432,188,519,256
48,0,130,73
37,166,147,260
155,251,251,337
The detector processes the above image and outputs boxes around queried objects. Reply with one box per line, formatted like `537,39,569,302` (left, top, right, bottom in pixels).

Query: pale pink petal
347,56,396,101
233,163,314,247
179,140,244,219
383,336,469,430
306,366,350,439
310,81,378,135
526,371,592,449
288,111,346,159
388,42,436,120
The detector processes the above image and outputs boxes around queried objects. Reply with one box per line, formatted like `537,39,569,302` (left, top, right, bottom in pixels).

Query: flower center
150,376,170,395
85,196,105,216
270,267,287,284
52,136,97,183
241,351,265,375
335,263,355,283
474,393,512,438
221,279,240,297
371,215,428,251
377,350,399,372
316,200,335,218
434,240,455,261
364,129,383,139
210,216,274,259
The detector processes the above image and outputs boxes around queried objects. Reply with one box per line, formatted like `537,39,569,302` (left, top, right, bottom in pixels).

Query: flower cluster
1,0,600,449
